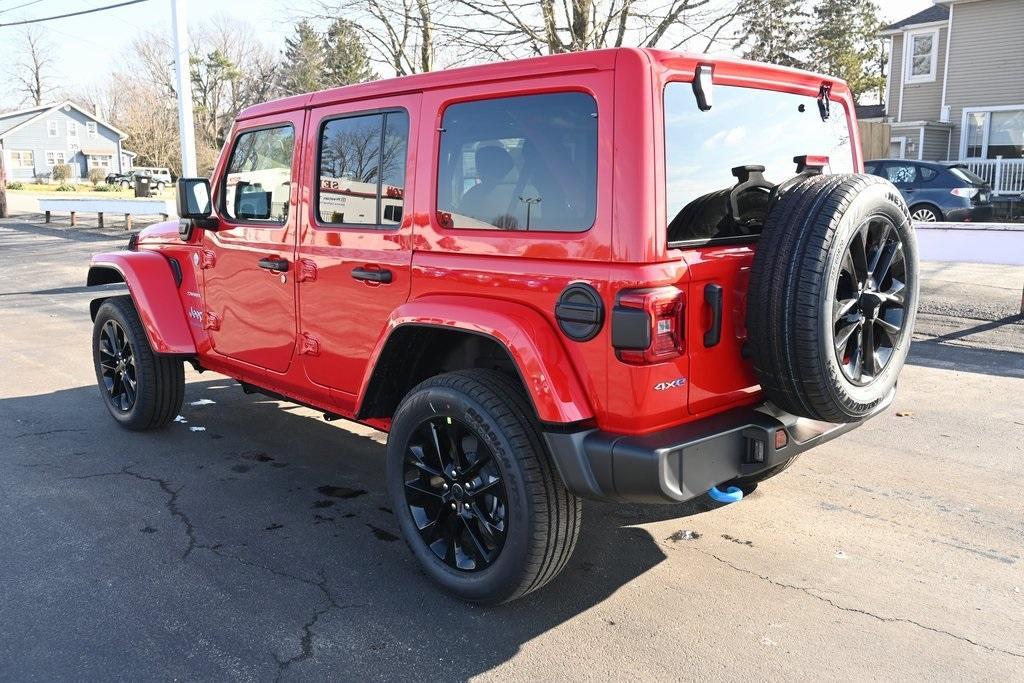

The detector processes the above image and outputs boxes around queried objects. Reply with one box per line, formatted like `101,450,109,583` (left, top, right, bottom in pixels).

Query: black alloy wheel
98,319,138,412
402,416,508,572
832,215,908,386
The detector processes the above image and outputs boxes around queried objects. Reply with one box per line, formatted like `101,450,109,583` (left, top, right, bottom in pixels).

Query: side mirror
176,177,212,219
234,181,273,220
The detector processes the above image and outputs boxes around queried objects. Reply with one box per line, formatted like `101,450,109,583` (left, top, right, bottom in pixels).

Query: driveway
1,218,1022,680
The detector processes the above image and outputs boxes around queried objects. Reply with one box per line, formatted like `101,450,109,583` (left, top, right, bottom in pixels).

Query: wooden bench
37,198,174,230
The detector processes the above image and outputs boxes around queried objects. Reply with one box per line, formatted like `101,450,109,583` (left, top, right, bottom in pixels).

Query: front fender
88,251,196,355
360,296,594,424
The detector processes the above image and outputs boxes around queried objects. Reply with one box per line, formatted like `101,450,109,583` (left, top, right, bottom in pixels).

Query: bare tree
13,26,54,106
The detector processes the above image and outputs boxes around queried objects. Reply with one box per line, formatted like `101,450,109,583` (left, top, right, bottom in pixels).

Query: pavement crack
13,428,87,439
670,542,1024,660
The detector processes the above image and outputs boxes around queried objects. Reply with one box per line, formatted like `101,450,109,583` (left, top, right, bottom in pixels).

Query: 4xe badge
654,378,687,391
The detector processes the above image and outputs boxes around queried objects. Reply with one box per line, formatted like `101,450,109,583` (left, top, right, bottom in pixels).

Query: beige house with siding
880,0,1024,195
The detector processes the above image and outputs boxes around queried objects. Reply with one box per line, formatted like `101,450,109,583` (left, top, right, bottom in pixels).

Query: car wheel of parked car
155,182,165,192
909,204,941,222
120,181,130,190
92,296,184,431
747,174,919,423
386,368,581,604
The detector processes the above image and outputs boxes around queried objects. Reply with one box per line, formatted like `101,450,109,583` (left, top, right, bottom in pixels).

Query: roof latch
817,82,832,121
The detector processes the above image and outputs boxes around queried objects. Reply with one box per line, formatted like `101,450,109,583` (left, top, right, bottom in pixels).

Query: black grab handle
351,267,393,284
704,283,723,347
258,257,289,272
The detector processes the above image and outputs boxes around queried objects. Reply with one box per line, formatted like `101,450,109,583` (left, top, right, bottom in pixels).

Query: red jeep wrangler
88,48,918,604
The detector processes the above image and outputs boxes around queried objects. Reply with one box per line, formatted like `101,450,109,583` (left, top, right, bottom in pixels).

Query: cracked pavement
1,217,1022,680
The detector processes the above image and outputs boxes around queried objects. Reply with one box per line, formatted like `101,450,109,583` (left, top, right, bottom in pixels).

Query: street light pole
171,0,197,178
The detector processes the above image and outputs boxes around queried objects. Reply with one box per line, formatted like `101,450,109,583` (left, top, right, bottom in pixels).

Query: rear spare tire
747,174,919,423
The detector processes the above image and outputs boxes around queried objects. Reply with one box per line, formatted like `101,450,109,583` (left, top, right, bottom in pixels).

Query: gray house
0,101,133,182
881,0,1023,195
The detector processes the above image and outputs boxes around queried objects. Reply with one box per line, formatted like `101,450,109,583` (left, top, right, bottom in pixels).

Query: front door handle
258,257,289,272
351,267,392,284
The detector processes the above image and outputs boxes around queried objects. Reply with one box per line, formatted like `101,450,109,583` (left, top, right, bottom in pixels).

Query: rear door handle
351,266,392,284
704,283,723,348
258,257,289,272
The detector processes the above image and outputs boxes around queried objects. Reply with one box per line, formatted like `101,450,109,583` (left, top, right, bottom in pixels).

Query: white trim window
87,154,113,170
961,105,1024,159
66,120,78,139
889,137,907,159
11,150,34,168
47,120,59,137
45,151,66,166
86,121,98,140
905,28,939,84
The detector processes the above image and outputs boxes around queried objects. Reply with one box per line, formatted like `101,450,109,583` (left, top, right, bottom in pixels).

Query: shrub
51,164,73,183
93,184,115,192
34,173,51,185
55,183,77,192
6,181,25,190
88,168,107,186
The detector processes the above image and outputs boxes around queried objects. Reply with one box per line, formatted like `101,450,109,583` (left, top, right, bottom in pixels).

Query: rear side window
664,83,854,245
437,92,598,232
919,166,939,182
884,163,917,184
317,110,409,226
223,125,295,223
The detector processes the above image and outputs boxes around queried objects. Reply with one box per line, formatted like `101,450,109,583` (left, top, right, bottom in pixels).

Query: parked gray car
865,159,994,222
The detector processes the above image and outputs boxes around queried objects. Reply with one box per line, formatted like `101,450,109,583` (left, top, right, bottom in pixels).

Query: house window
963,107,1024,159
47,120,59,137
87,154,112,169
904,28,938,83
10,151,34,168
86,122,98,139
67,121,78,138
45,151,66,166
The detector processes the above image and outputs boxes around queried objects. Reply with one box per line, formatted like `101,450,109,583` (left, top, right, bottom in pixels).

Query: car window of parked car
950,167,986,186
883,163,917,185
223,125,295,224
437,92,598,232
317,110,409,227
865,163,879,175
664,82,854,245
919,166,938,183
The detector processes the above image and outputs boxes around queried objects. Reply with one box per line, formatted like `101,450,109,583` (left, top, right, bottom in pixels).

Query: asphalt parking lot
1,217,1022,680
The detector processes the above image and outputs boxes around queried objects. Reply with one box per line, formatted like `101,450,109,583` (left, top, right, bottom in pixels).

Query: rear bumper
543,392,894,504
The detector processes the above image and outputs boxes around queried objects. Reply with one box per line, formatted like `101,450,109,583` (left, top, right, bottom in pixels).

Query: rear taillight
950,187,979,199
613,287,685,364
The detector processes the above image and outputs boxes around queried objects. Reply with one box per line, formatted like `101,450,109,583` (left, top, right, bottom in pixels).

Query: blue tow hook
708,485,744,504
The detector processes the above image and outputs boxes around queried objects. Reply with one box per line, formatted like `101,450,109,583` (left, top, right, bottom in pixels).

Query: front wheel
386,369,581,604
92,296,184,430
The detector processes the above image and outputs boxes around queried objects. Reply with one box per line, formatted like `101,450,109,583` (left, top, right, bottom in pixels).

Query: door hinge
297,258,318,282
204,311,221,331
199,249,217,269
297,332,320,356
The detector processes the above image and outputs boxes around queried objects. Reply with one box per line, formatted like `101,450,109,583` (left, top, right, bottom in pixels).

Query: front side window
906,30,937,82
11,151,33,168
883,163,917,184
223,125,295,223
437,92,598,232
317,110,409,226
664,82,854,245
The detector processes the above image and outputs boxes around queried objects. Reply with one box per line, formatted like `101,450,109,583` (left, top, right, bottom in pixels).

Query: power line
0,0,149,27
0,1,47,18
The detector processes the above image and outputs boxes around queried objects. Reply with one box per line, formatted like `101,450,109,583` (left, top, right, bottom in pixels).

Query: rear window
437,92,598,232
950,166,986,185
665,83,854,245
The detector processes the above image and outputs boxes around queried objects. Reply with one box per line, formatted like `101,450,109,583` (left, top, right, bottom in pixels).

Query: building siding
943,0,1024,158
889,25,947,123
923,126,952,161
1,105,123,181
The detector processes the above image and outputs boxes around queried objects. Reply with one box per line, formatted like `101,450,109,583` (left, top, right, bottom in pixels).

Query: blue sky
0,0,935,111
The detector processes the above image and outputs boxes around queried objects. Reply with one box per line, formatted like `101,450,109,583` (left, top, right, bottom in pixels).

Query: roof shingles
885,5,949,31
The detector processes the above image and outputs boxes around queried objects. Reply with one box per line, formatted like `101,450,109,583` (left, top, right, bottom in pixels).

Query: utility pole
171,0,197,177
0,143,8,219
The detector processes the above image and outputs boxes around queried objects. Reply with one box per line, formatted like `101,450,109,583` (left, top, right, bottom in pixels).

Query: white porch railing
941,157,1024,196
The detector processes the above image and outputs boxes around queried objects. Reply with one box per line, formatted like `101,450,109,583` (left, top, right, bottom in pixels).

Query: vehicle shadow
2,377,719,680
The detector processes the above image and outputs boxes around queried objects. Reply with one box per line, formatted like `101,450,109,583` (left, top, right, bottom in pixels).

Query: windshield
665,82,854,245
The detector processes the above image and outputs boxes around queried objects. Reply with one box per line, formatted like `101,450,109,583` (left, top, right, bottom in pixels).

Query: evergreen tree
279,20,326,96
733,0,808,69
323,19,376,87
808,0,887,103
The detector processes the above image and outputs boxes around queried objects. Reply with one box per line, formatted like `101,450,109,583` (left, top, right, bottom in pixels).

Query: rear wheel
92,296,184,430
909,204,941,222
386,369,581,604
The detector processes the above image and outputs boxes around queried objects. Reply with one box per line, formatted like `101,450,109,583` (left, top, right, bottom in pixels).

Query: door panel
297,96,419,395
203,114,304,373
